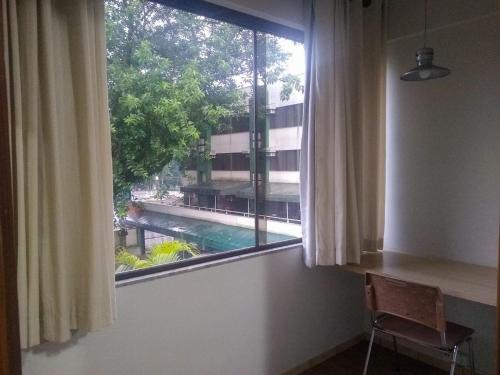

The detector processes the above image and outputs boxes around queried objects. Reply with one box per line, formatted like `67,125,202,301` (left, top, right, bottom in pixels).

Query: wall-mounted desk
342,251,497,307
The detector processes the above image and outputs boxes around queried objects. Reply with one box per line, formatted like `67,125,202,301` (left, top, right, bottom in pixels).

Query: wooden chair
363,272,476,375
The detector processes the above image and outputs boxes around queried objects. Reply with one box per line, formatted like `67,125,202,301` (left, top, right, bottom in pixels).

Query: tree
108,40,229,200
106,0,300,204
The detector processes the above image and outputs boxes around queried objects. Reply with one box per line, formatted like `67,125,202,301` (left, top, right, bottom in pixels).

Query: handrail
175,203,301,224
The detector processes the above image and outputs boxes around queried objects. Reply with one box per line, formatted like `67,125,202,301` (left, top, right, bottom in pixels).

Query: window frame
151,0,304,43
115,0,304,282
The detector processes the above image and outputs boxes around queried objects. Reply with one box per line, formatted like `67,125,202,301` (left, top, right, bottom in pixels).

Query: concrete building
181,85,303,224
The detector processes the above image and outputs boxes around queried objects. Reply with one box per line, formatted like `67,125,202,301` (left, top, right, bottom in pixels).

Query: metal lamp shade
400,47,450,81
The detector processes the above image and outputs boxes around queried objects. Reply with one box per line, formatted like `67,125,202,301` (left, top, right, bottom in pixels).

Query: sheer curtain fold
8,0,116,348
301,0,386,267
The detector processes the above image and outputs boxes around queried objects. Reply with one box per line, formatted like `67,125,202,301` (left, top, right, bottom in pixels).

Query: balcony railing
178,203,301,224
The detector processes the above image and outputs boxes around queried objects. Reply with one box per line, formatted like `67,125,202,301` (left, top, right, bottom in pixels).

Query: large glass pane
107,0,303,274
107,1,257,273
255,32,304,246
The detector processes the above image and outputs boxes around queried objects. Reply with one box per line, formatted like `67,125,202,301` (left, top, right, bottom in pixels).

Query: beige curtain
300,0,386,266
7,0,116,348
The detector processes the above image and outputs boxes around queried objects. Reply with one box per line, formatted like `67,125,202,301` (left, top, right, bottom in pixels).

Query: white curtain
7,0,116,348
301,0,386,266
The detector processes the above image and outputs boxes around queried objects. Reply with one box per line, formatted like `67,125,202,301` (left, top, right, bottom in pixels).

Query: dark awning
180,181,251,196
235,183,299,203
181,181,299,203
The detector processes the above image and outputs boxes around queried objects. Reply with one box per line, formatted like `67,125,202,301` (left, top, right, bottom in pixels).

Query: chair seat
375,314,474,350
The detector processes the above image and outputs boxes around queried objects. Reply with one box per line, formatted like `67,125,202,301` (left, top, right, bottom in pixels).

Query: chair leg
449,345,459,375
467,338,476,375
363,328,376,375
392,335,401,373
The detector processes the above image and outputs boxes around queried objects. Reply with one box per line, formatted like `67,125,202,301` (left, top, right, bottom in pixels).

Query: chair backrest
365,273,446,333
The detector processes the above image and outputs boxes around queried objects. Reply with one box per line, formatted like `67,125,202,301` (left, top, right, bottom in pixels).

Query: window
107,0,304,278
270,150,300,171
212,153,250,171
271,103,303,129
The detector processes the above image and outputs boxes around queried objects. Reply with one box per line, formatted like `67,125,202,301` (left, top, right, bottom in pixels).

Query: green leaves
279,74,304,102
109,39,217,199
149,241,199,258
115,240,200,271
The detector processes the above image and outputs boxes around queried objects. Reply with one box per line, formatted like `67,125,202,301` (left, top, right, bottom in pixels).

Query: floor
301,341,448,375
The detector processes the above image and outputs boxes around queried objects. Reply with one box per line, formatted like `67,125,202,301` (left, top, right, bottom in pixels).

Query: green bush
115,240,199,272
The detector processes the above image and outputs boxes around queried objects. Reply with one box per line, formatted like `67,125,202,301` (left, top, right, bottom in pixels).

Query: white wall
385,0,500,267
22,247,365,375
211,170,251,181
269,171,300,184
444,296,496,374
211,132,250,154
269,127,302,151
211,127,303,154
385,1,499,373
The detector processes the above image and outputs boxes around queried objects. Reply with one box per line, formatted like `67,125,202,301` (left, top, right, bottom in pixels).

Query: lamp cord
423,0,428,47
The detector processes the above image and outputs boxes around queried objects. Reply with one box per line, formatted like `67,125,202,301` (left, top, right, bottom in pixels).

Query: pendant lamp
400,0,450,81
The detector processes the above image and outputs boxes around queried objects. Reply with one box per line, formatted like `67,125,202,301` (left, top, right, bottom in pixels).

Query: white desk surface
342,251,497,307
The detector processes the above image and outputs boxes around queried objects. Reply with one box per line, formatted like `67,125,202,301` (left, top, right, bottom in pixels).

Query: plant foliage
115,240,199,271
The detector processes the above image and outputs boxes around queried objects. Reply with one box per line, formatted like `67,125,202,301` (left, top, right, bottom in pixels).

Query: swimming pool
125,210,296,252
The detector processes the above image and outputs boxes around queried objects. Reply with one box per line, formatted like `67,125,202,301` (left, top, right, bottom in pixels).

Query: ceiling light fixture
400,0,450,81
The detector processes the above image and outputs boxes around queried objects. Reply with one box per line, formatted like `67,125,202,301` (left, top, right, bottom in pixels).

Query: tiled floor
300,341,447,375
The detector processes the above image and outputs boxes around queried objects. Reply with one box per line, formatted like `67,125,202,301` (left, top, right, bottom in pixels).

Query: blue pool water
126,210,296,252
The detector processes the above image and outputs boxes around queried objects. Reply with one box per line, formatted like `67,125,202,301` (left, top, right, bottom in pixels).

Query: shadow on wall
263,248,366,374
445,296,496,374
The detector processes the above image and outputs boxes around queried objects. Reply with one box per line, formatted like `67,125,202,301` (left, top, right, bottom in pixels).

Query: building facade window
214,115,251,135
212,153,250,171
271,103,303,129
270,150,300,171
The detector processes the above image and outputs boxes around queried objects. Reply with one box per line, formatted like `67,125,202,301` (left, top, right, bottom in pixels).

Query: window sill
116,240,302,288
